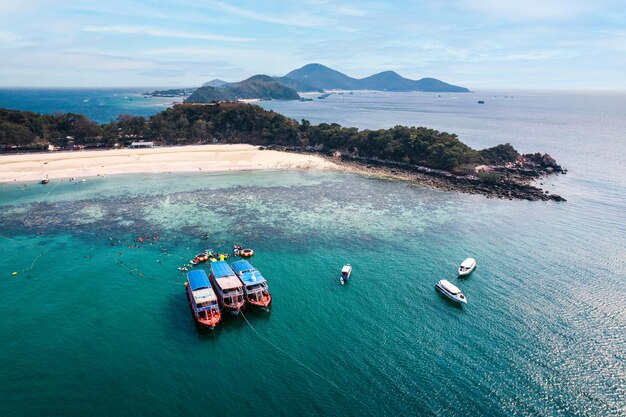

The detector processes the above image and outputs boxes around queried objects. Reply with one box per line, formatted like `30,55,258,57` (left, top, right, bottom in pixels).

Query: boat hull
217,297,244,315
435,283,467,304
208,274,245,315
247,294,272,310
458,265,475,276
340,266,352,285
215,292,244,315
458,259,476,276
459,265,476,277
186,285,221,329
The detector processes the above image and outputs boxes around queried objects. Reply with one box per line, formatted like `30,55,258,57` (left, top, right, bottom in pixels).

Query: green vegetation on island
0,103,565,200
186,75,301,103
143,88,197,97
0,103,555,171
201,79,230,88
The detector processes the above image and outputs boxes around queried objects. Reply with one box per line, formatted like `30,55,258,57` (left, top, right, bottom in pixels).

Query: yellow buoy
12,272,17,275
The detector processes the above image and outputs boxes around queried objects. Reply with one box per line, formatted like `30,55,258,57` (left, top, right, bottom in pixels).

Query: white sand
0,144,340,183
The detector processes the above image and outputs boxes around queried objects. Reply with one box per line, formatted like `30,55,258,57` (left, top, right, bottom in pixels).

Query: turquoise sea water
1,91,625,416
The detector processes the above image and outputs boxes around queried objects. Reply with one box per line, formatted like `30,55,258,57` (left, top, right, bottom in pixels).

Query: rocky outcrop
263,145,567,202
522,153,566,173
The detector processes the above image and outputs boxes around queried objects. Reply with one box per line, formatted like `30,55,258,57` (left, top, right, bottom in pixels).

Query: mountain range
186,63,470,103
284,64,470,92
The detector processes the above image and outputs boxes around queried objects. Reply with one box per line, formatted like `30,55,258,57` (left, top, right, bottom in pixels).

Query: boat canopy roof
193,287,217,304
187,270,211,291
231,260,266,286
341,265,351,273
211,261,236,278
230,260,254,274
211,261,242,290
461,258,476,268
440,279,462,295
216,275,243,290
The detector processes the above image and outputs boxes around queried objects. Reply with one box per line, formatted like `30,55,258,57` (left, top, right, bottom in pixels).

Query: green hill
187,75,300,103
0,103,500,171
201,79,229,88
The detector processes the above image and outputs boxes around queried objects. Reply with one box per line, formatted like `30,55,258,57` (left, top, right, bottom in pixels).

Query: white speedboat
458,258,476,276
436,279,467,304
340,264,352,285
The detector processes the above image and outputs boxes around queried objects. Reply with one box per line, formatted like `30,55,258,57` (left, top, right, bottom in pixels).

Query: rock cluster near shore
341,155,567,202
262,146,566,202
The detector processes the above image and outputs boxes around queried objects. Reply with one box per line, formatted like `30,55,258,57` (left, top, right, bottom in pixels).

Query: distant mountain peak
242,74,274,83
375,70,401,76
202,79,229,88
300,63,330,70
283,63,470,92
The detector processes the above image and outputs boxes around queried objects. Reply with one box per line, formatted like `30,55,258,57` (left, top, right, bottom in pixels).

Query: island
185,75,301,103
143,88,197,98
146,63,471,102
0,103,565,201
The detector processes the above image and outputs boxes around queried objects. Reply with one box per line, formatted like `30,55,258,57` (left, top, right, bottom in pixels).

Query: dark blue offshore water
0,88,181,123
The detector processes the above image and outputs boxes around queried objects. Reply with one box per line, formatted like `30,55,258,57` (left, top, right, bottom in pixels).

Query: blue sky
1,0,625,89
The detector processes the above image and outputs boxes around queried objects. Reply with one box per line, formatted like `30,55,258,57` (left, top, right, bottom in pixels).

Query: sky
0,0,625,89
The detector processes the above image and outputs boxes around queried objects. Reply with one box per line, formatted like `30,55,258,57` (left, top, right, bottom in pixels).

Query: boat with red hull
186,270,221,329
230,260,272,309
209,261,245,315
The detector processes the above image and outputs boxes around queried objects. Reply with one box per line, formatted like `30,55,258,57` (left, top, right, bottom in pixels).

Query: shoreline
321,154,566,201
0,144,340,183
0,144,565,202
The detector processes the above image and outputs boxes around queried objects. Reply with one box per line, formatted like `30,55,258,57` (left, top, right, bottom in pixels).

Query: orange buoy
241,248,254,257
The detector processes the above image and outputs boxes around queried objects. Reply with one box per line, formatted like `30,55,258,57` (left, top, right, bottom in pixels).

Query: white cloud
202,1,330,27
457,0,592,20
0,30,36,48
82,25,253,42
333,5,367,17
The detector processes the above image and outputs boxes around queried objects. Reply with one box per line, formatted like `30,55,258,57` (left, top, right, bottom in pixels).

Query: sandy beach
0,144,340,183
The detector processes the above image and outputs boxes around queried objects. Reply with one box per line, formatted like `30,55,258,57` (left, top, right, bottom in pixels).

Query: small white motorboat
340,264,352,285
458,258,476,276
436,279,467,304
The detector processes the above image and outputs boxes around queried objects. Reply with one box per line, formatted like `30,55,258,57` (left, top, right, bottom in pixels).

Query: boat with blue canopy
209,261,245,315
230,260,272,309
186,270,221,329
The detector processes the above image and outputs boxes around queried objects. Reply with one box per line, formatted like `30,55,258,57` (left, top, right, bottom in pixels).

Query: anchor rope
240,310,371,411
4,182,61,276
38,181,60,204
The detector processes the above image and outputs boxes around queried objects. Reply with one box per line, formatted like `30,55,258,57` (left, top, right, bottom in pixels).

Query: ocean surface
0,88,183,123
0,90,625,416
